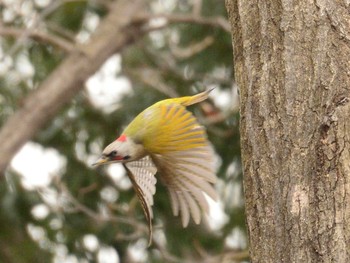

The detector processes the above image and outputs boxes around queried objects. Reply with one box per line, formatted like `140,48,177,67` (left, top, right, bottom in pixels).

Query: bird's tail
177,88,214,106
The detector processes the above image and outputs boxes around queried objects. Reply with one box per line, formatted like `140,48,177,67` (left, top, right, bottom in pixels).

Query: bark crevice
226,0,350,261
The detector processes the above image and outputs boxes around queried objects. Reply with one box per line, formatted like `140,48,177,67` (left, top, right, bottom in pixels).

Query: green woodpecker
93,89,217,245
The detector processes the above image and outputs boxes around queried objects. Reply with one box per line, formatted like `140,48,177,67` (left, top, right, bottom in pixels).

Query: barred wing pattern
124,156,157,246
124,103,217,242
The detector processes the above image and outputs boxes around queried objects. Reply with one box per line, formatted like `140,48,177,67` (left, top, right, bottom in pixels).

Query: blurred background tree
0,0,246,262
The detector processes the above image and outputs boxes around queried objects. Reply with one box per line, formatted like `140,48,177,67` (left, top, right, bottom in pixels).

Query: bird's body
94,89,217,245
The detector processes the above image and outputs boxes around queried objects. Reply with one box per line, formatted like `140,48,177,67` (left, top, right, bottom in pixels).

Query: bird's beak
92,156,109,167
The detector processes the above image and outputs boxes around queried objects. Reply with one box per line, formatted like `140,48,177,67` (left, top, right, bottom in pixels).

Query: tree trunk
225,0,350,262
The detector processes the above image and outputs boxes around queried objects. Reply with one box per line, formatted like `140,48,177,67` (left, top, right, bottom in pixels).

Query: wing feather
144,104,209,153
152,152,217,227
182,190,201,225
126,156,157,208
177,192,190,227
175,151,217,183
143,103,218,227
168,188,180,216
124,156,157,246
178,170,217,200
117,94,218,233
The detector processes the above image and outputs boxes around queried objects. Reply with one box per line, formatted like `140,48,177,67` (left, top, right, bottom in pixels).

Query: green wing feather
142,104,208,153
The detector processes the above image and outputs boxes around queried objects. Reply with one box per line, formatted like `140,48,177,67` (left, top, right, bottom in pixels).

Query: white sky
11,141,66,190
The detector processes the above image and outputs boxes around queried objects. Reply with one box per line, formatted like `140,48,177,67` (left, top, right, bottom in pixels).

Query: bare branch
124,67,179,98
203,250,249,263
134,13,231,33
193,239,249,263
0,26,74,52
152,239,193,263
140,45,232,86
2,0,65,57
0,0,146,175
46,22,77,42
57,182,148,233
169,35,215,59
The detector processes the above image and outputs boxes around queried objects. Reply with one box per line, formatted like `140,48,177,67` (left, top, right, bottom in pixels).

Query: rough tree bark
226,0,350,262
0,0,144,175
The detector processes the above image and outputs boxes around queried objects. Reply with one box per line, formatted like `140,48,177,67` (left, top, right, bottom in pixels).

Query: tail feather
178,88,214,106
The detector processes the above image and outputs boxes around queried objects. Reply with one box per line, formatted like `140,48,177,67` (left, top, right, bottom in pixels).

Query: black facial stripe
107,151,117,158
123,155,131,160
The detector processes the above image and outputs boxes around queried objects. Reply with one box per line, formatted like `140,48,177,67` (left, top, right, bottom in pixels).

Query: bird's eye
110,151,117,157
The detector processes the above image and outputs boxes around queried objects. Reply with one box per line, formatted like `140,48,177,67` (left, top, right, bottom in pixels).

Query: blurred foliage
0,0,245,262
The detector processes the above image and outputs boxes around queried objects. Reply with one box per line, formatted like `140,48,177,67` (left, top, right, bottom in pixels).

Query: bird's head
93,134,145,166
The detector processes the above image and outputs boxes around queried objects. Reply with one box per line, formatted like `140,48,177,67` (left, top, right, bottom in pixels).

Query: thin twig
140,45,232,86
134,13,231,33
212,250,250,263
124,67,179,98
46,22,77,42
57,182,147,232
152,238,192,263
2,0,64,58
169,35,215,59
0,26,74,52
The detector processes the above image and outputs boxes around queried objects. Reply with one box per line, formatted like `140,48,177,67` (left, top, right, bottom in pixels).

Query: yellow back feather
158,88,213,107
123,89,212,153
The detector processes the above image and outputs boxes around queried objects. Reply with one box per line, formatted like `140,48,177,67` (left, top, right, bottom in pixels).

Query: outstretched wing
148,103,217,227
123,155,157,246
143,103,210,153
